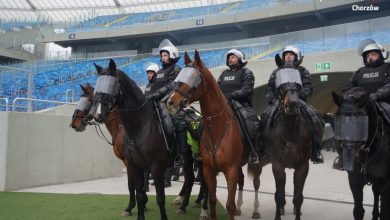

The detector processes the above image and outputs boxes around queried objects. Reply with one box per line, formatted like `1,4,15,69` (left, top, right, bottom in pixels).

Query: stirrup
248,152,259,165
332,156,344,171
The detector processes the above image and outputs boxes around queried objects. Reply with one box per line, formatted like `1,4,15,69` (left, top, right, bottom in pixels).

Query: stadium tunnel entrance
252,71,353,115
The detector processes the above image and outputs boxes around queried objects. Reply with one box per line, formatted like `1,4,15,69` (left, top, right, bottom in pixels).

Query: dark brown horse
88,59,169,220
166,50,263,220
70,83,138,216
263,60,312,220
332,87,390,220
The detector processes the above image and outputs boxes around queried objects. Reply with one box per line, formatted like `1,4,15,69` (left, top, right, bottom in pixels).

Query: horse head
332,87,373,171
89,59,122,123
167,50,206,114
70,83,94,132
275,59,303,115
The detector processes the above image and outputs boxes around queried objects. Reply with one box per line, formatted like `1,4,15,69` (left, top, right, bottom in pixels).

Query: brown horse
166,50,263,220
263,59,312,220
70,83,139,216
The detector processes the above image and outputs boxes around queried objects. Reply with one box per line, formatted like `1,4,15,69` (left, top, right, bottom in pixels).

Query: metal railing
65,89,75,103
0,97,9,111
12,98,77,111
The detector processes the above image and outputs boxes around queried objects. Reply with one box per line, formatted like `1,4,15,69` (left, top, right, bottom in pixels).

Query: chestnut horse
166,51,263,220
70,83,140,216
88,59,169,220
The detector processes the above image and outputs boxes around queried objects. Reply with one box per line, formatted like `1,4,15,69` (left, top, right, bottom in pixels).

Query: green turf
0,192,227,220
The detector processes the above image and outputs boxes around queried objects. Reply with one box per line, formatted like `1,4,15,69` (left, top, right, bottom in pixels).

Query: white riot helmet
159,39,179,60
358,39,389,60
226,49,247,66
144,62,159,74
282,45,302,61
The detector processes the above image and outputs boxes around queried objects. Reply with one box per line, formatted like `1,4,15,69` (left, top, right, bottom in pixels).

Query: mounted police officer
145,39,189,175
217,48,261,165
263,45,324,164
144,62,159,96
333,39,390,170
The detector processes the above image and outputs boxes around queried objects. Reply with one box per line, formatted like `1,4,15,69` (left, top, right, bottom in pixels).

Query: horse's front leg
122,171,136,216
372,183,379,220
225,166,239,220
202,163,218,220
272,162,286,220
235,168,244,216
134,167,146,220
152,164,168,220
347,170,365,220
292,161,309,220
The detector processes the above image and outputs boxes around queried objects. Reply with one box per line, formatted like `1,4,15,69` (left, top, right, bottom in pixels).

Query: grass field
0,192,227,220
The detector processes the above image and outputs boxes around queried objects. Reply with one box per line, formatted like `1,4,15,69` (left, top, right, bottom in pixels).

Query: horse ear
184,51,192,66
275,54,283,67
94,63,103,74
80,84,86,92
332,91,343,106
194,50,202,67
109,59,116,74
295,56,304,67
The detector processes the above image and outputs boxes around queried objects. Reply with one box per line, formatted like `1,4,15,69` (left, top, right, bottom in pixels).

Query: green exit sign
320,75,328,82
316,62,331,71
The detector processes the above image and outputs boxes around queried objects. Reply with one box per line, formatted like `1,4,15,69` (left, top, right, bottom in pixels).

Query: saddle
375,101,390,126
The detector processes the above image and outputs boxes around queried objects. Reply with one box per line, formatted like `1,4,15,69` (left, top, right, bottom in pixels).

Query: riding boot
332,146,344,170
174,117,189,167
311,137,324,164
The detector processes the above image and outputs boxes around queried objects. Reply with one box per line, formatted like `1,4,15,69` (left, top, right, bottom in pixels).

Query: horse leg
379,180,390,220
272,162,286,220
152,165,168,220
122,171,136,216
235,168,244,216
251,164,262,219
203,164,218,220
347,171,365,220
292,162,309,220
225,167,239,220
200,187,209,220
178,157,195,213
372,183,379,220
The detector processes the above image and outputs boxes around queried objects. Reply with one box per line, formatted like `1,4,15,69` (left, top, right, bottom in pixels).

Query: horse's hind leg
272,163,286,220
292,162,309,220
348,171,365,220
372,184,379,220
235,168,244,216
178,157,195,213
251,164,262,219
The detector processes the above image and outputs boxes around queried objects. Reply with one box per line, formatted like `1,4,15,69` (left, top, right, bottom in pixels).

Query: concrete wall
0,111,123,191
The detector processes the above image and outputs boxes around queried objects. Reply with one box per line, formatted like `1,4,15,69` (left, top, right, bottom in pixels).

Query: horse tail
247,162,262,178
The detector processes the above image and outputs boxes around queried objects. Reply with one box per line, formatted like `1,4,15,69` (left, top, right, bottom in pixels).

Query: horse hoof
200,208,208,220
176,208,185,214
252,212,261,219
171,196,183,205
120,211,131,217
234,210,241,216
191,202,201,208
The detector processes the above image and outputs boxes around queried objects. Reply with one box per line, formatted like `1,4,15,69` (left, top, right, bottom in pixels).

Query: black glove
369,92,380,101
230,90,244,99
146,93,157,101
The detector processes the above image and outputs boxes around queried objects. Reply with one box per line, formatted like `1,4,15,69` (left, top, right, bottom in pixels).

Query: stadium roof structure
0,0,237,23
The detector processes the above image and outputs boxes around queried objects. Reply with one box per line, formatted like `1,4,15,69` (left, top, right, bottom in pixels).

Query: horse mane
116,69,145,103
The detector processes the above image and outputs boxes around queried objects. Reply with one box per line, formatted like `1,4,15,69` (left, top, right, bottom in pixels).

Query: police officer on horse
145,39,190,170
333,39,390,170
263,45,324,164
217,48,261,165
144,62,160,96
